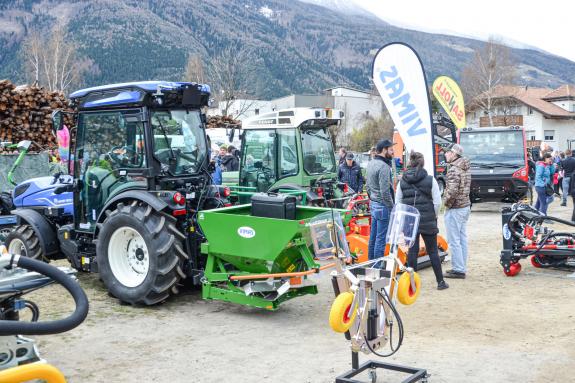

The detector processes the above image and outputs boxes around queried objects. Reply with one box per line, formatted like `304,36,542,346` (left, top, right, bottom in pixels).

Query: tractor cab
53,81,211,233
237,108,346,206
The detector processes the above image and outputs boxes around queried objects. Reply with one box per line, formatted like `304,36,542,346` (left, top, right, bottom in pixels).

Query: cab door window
278,129,298,178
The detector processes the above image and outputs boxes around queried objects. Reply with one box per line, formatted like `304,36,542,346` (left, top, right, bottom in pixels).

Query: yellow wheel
329,291,357,333
397,271,421,305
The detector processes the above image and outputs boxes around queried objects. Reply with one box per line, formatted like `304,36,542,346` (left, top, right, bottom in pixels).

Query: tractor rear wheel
5,225,45,261
96,202,187,305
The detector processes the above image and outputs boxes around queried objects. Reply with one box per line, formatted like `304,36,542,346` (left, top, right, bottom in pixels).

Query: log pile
206,115,241,129
0,79,74,153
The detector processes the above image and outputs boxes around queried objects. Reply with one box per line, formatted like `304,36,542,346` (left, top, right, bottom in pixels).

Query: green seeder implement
198,204,348,310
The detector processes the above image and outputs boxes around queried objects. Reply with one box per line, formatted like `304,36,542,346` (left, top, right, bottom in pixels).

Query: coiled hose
0,256,89,336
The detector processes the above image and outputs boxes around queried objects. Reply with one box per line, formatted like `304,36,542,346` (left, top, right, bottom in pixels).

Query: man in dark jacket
366,139,394,265
560,149,575,206
443,144,472,279
221,145,240,171
338,153,364,193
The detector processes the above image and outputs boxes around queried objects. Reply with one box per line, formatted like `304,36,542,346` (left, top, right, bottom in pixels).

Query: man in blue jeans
442,144,472,279
366,139,394,266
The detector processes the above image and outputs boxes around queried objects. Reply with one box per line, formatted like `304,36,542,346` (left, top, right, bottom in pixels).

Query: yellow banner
432,76,466,129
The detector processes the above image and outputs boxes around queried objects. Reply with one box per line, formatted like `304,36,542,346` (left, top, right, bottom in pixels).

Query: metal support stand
335,351,427,383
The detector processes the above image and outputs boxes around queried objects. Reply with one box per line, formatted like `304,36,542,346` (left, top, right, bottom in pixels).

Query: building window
528,107,533,115
255,109,260,115
544,130,555,141
526,130,536,141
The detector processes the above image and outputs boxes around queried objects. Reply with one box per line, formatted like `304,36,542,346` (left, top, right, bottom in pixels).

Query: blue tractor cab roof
69,81,211,110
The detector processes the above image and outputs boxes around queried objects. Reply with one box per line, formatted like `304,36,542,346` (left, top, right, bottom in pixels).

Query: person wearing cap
366,139,395,265
338,152,364,193
443,143,472,279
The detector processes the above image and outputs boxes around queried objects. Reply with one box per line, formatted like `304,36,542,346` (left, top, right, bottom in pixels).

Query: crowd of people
529,144,575,220
206,136,241,185
356,139,472,291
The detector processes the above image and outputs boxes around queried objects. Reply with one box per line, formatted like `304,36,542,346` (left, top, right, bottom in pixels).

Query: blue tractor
4,172,74,261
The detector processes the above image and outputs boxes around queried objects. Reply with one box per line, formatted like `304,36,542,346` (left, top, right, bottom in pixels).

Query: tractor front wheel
96,202,186,305
5,225,46,261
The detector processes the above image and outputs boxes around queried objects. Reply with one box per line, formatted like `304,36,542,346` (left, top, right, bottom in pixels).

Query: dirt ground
28,201,575,383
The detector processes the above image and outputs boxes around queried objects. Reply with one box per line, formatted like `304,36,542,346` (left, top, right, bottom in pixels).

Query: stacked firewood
206,115,241,129
0,79,74,153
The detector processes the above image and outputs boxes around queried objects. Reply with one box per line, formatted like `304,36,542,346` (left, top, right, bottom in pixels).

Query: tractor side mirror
51,110,64,134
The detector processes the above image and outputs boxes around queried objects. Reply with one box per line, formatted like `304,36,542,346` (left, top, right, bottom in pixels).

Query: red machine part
504,262,522,276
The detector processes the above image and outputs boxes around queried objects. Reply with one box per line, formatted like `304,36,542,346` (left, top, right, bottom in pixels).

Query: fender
11,209,59,256
97,190,168,225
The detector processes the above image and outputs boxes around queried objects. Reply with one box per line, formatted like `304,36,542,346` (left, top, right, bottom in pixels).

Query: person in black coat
396,151,449,290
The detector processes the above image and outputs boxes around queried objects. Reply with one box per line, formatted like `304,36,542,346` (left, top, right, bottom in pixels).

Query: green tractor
49,81,226,305
224,108,352,206
49,82,342,309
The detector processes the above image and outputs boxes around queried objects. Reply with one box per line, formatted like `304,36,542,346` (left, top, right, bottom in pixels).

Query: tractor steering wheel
108,145,143,168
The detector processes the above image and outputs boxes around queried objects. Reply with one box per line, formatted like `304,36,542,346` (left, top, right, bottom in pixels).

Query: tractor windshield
301,128,336,174
150,110,207,175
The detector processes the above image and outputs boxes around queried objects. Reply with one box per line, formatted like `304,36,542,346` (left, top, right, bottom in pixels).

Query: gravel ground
23,201,575,382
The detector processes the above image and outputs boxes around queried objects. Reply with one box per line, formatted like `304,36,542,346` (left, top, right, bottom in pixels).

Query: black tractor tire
5,225,46,261
95,202,187,306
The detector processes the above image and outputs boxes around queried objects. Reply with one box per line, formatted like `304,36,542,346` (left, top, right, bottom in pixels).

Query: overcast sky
354,0,575,62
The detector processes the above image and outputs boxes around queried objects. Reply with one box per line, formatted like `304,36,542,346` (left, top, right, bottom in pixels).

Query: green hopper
198,204,348,310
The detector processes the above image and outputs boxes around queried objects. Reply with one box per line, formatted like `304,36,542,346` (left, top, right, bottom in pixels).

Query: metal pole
352,351,359,370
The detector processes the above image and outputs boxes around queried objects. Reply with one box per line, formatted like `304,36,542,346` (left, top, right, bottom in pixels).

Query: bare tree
21,24,88,93
207,46,256,118
183,54,207,84
21,31,42,85
461,38,517,126
349,112,394,152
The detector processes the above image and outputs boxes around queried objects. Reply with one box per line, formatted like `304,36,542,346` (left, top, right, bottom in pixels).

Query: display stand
335,351,427,383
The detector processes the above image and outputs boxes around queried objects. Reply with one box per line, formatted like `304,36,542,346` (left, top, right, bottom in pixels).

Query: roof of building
542,84,575,100
473,85,575,118
323,85,372,94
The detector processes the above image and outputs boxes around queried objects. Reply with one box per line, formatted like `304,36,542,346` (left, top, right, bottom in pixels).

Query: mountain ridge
0,0,573,99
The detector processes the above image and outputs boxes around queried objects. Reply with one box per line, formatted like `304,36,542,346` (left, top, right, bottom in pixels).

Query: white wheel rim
108,227,149,288
8,238,26,256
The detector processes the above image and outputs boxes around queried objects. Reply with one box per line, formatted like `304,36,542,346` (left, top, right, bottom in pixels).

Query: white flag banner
372,43,435,175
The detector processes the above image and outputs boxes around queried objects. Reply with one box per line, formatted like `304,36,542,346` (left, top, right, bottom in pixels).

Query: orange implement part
229,263,335,281
0,363,67,383
347,233,370,263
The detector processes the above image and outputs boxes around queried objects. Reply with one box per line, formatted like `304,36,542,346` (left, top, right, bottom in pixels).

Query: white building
268,86,385,145
466,85,575,151
207,87,386,146
207,98,274,121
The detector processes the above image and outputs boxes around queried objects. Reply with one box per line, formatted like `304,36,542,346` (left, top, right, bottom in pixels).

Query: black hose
0,256,89,336
363,289,404,358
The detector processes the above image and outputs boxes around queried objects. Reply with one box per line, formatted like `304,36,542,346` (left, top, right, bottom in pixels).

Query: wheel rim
108,227,149,288
8,238,26,257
